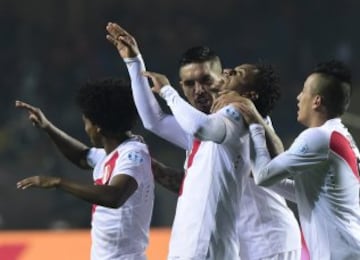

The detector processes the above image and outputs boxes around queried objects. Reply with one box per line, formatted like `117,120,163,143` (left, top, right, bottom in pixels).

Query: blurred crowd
0,0,359,229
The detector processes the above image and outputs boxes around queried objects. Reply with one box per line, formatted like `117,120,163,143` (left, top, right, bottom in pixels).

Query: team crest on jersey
294,142,309,154
225,107,241,121
127,151,144,165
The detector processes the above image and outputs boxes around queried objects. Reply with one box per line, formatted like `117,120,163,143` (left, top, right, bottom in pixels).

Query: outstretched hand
106,22,139,58
142,71,170,94
15,100,51,129
17,176,61,190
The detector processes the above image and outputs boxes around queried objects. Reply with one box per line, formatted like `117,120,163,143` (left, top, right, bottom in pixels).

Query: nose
194,82,206,94
223,68,233,78
296,92,301,101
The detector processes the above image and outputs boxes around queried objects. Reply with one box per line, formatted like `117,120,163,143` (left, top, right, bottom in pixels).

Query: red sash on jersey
92,151,119,215
301,230,310,260
179,139,201,196
330,131,360,181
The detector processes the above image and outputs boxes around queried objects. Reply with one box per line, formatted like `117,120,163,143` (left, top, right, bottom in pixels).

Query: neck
102,131,132,154
307,113,329,128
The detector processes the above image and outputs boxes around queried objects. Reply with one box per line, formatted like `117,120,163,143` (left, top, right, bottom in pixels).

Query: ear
313,95,322,109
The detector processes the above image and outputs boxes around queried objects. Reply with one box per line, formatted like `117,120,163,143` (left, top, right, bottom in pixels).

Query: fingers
106,22,130,39
15,100,38,113
142,71,153,78
106,34,117,46
17,178,36,190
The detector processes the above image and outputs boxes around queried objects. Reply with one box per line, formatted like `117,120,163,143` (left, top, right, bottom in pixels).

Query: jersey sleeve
160,85,246,143
124,55,192,150
250,124,329,186
86,148,106,168
111,145,151,186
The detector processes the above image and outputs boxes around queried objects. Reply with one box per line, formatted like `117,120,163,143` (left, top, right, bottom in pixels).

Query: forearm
160,86,228,143
57,179,132,208
257,117,284,157
151,158,184,193
264,121,284,157
125,56,190,149
44,123,90,169
250,124,289,186
125,55,164,130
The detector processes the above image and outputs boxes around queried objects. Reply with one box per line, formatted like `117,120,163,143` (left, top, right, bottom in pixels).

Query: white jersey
159,86,250,259
251,118,360,260
125,55,300,259
237,118,301,260
87,138,154,260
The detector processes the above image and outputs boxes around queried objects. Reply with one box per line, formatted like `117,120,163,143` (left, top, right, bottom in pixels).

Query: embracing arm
151,158,184,193
17,174,137,208
250,124,327,187
15,101,90,169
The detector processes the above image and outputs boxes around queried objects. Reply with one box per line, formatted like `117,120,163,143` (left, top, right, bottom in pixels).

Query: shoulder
117,140,150,165
290,127,330,154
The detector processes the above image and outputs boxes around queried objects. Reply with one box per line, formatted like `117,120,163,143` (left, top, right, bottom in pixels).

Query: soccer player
239,60,360,259
16,78,154,260
106,22,300,259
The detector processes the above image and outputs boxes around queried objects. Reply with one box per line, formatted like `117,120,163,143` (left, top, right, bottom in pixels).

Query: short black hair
251,63,281,117
311,60,352,117
76,78,137,136
179,46,221,68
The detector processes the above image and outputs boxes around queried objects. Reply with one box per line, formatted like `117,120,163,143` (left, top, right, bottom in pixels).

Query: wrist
54,177,62,188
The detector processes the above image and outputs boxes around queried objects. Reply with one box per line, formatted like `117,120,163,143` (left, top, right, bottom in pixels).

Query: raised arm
15,100,90,169
106,22,190,150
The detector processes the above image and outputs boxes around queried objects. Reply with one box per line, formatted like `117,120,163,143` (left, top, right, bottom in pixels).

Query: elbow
103,198,125,209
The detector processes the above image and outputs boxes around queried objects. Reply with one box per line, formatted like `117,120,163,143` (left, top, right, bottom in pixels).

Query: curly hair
311,60,352,117
76,78,137,136
251,62,281,117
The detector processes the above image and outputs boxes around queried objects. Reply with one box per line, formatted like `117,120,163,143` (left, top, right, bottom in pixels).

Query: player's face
221,64,258,95
82,115,102,147
296,74,318,126
179,61,223,114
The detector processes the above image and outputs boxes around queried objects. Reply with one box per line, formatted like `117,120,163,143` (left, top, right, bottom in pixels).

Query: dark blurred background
0,0,359,229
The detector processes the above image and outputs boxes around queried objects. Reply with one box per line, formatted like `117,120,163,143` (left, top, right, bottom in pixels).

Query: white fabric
161,85,248,259
87,138,154,260
259,249,301,260
124,55,191,150
126,55,300,259
237,118,301,260
250,118,360,260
